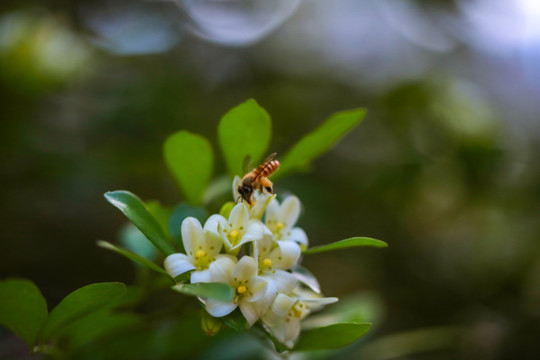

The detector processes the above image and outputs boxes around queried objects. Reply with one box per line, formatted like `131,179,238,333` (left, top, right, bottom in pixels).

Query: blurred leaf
62,310,145,351
201,175,232,205
218,99,272,177
168,203,208,251
146,200,173,238
222,309,247,332
172,283,234,302
0,278,48,349
164,131,213,205
105,191,176,255
303,293,384,330
97,240,170,277
219,202,235,218
303,237,388,255
294,322,371,351
119,223,157,260
42,282,126,340
277,109,366,178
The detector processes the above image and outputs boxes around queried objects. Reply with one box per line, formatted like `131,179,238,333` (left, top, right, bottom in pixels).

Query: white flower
265,196,309,249
163,217,223,283
262,288,338,348
205,203,265,254
232,176,275,219
249,236,300,318
203,256,269,327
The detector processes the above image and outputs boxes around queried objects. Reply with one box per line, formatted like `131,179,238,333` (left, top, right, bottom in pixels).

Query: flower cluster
164,177,337,347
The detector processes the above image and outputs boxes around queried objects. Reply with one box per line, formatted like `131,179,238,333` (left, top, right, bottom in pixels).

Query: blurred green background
1,0,539,359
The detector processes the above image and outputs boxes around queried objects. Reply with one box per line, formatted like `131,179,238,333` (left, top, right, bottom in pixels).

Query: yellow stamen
230,230,239,239
292,307,302,318
276,222,285,231
237,285,247,294
195,250,206,259
263,258,272,267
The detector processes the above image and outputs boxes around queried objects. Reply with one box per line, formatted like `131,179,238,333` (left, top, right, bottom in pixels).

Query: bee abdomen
259,160,280,177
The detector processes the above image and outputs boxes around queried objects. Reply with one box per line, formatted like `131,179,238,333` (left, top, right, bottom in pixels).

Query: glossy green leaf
42,282,126,340
0,278,48,349
164,131,213,205
218,99,272,177
105,190,176,255
303,237,388,255
97,240,170,277
277,108,366,178
172,283,234,302
168,203,208,251
294,322,371,351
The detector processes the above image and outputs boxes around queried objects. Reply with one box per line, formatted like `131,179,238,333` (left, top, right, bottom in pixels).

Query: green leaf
294,322,371,351
97,240,170,277
164,131,213,205
172,283,234,302
277,108,366,178
105,190,176,255
218,99,272,177
0,279,48,349
62,310,145,351
42,282,126,340
146,200,173,238
168,203,208,251
303,237,388,255
219,202,235,218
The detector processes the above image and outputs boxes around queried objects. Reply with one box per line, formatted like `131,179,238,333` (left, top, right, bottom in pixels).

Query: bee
237,153,280,205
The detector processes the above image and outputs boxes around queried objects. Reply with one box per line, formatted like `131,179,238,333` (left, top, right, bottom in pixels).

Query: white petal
265,198,280,223
250,193,275,219
283,317,301,348
239,301,259,327
205,299,237,317
273,241,301,270
291,266,321,294
209,257,236,283
254,235,273,263
271,270,298,294
204,214,226,235
228,203,249,228
280,196,301,229
299,296,339,306
251,279,276,315
181,217,204,255
232,176,242,201
246,276,269,302
271,293,296,317
287,227,309,247
231,221,265,249
164,253,196,278
203,229,223,256
190,269,212,283
232,256,257,281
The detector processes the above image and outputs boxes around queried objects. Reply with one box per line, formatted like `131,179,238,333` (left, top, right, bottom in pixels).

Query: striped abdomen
257,160,280,178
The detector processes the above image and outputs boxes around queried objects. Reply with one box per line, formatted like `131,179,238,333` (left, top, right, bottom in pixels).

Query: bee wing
252,152,277,180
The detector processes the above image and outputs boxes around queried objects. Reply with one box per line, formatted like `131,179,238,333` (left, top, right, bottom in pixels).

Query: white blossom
262,287,338,348
204,256,270,327
265,196,309,249
204,203,266,254
164,217,224,283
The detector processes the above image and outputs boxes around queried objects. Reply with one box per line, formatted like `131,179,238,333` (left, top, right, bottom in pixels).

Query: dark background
1,1,539,359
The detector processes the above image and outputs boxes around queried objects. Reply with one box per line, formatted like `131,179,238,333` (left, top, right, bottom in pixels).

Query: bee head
237,186,252,196
265,186,273,193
